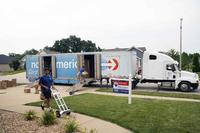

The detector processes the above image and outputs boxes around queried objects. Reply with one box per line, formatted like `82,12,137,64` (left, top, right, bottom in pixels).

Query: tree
9,53,22,60
182,52,190,70
22,49,38,56
49,35,101,53
166,49,179,62
192,54,200,72
9,60,20,71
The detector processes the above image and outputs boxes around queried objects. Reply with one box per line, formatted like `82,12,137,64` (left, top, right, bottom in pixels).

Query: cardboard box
24,88,31,93
12,79,17,86
7,80,13,87
0,81,7,89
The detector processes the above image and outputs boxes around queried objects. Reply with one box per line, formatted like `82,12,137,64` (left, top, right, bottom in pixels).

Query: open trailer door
26,55,39,82
39,56,44,77
95,54,101,79
77,54,84,77
51,55,56,79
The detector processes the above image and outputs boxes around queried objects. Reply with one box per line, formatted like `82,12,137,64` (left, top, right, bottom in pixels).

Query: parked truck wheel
179,82,191,92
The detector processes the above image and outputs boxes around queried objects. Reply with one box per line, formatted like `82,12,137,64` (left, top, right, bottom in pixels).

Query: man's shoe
41,104,44,110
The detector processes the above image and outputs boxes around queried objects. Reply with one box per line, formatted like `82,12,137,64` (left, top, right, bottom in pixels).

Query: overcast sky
0,0,200,55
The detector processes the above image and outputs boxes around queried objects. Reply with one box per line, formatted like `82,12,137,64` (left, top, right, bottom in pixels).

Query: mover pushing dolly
51,88,71,117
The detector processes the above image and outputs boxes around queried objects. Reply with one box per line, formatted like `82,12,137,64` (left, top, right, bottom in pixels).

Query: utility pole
180,18,183,73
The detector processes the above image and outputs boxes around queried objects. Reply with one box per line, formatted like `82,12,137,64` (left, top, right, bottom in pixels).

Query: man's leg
40,93,45,110
45,98,51,108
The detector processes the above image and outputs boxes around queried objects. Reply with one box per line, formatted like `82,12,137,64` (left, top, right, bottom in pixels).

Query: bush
80,127,98,133
89,128,98,133
24,110,37,121
9,60,20,71
65,117,79,133
41,110,57,125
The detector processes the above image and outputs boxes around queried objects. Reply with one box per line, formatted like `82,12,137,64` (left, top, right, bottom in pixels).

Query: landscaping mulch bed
0,110,65,133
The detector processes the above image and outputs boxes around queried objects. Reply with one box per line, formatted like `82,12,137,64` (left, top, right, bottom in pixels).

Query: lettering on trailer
31,62,39,68
56,59,77,69
101,58,119,71
30,60,77,69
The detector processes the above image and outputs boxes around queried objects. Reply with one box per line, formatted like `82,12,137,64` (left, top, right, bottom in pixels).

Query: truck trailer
26,47,199,92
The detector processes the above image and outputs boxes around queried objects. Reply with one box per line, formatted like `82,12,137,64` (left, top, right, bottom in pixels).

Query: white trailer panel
101,51,137,78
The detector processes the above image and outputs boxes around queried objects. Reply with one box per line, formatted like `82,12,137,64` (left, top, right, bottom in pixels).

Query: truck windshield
174,64,179,71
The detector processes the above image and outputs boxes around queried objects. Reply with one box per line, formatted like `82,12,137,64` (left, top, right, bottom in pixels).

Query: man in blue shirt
39,67,56,110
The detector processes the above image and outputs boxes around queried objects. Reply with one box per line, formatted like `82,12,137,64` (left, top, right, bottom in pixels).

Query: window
166,64,176,71
166,64,172,70
149,55,157,60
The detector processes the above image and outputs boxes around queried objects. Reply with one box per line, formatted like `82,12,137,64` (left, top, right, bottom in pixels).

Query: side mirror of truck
166,65,172,70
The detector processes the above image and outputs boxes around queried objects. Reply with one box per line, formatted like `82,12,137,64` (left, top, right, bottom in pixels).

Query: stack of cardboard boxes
0,79,17,89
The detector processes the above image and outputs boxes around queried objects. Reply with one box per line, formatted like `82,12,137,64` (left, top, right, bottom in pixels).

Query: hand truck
51,88,71,117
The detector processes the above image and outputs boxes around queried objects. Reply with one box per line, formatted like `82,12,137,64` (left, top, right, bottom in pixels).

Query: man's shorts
41,91,52,99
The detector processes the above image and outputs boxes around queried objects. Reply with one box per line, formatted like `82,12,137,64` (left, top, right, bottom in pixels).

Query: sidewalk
0,85,131,133
91,91,200,103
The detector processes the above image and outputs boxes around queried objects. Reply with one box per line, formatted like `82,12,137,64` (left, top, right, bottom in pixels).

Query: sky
0,0,200,55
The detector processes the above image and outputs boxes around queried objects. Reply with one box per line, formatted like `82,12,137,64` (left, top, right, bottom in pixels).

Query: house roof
0,54,15,64
37,49,60,55
102,46,146,52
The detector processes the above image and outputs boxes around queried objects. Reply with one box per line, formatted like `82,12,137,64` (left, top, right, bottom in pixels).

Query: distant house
37,49,60,55
0,54,15,71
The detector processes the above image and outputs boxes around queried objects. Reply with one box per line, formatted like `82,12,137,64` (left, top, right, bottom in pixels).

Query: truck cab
141,51,199,92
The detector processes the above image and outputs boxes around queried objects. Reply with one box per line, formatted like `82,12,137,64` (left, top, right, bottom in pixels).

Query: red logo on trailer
108,58,119,71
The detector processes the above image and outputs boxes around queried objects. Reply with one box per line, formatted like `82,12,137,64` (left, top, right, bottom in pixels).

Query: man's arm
39,83,48,89
51,80,57,90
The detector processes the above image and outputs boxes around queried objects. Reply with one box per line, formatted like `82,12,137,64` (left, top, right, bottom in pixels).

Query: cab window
149,55,157,60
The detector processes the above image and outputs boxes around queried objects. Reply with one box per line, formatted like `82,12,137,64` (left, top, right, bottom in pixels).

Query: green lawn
1,69,25,75
26,93,200,133
96,88,200,100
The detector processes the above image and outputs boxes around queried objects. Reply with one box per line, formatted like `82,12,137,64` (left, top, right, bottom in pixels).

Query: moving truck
139,51,199,92
26,47,199,92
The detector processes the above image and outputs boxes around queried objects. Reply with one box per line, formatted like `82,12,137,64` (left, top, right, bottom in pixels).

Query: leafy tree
9,60,20,71
49,35,101,53
192,54,200,72
166,49,179,62
182,52,190,70
9,53,22,60
22,49,38,56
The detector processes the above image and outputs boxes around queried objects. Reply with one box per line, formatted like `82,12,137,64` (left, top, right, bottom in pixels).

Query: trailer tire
179,82,191,92
111,80,114,87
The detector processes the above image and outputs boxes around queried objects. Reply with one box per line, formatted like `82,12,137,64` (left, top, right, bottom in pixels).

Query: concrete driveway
0,72,29,84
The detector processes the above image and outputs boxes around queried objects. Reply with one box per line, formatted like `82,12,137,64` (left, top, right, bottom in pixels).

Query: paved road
91,91,200,103
136,83,200,93
0,72,29,84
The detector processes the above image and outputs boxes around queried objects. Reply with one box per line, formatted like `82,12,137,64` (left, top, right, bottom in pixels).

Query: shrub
24,110,37,121
80,127,98,133
65,117,79,133
41,110,57,125
89,128,97,133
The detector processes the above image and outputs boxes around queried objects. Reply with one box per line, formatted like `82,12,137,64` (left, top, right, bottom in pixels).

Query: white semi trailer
26,47,199,92
137,51,199,92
